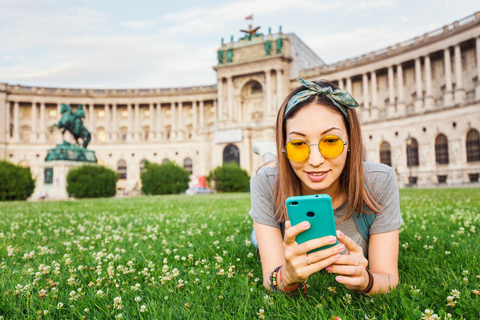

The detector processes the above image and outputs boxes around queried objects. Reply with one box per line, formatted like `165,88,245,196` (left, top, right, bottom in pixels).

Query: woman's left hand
325,230,369,291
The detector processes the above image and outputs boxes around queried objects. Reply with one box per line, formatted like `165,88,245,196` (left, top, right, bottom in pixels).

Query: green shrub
141,161,190,195
66,165,118,198
207,163,250,192
0,160,35,201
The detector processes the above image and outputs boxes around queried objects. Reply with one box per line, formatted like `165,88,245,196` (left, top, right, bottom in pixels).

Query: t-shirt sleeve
248,167,279,229
367,164,404,234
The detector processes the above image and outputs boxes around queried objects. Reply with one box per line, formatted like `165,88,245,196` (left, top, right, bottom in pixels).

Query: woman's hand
325,230,369,291
282,220,343,287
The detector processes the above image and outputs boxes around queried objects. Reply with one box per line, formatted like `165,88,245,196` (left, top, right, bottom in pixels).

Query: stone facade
1,13,480,192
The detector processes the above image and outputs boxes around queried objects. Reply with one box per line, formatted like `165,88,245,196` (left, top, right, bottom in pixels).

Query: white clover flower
135,296,141,302
140,305,147,312
451,289,461,298
247,252,254,258
57,302,64,309
462,270,469,276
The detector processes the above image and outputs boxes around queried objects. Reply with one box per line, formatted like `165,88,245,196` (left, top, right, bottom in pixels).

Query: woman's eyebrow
288,127,341,136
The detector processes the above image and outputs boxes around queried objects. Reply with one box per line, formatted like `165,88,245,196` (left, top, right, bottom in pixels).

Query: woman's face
285,103,348,196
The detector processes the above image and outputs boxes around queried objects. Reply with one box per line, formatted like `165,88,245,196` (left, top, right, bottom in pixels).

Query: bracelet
279,266,300,296
354,268,374,294
269,265,282,291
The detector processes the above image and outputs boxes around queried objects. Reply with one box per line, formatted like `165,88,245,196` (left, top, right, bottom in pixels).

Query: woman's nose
308,144,325,166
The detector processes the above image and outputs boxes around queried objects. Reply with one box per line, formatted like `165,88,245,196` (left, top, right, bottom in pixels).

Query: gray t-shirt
248,162,403,256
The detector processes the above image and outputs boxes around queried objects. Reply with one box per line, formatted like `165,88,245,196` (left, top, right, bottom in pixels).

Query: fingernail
337,244,345,251
329,236,337,243
325,266,332,272
335,276,343,282
302,222,310,229
337,230,344,237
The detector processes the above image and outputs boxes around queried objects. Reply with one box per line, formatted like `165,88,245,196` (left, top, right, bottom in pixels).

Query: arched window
140,159,148,173
162,158,170,164
406,138,419,167
21,126,31,143
223,144,240,165
97,127,105,143
184,158,193,174
435,134,449,164
379,141,391,167
251,81,263,94
466,129,480,162
117,160,127,180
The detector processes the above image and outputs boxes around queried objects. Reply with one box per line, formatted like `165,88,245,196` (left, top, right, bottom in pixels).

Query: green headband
284,78,359,121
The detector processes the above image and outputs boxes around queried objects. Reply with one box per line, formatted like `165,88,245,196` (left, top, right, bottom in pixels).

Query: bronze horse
50,104,92,148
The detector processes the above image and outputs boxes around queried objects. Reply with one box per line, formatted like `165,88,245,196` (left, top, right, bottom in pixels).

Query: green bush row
0,160,35,201
66,165,118,198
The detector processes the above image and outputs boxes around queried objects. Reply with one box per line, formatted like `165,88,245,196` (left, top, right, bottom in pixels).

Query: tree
66,165,118,198
207,163,250,192
141,161,190,195
0,160,35,201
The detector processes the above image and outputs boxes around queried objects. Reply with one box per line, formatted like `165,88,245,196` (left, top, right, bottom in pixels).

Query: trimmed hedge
66,165,118,198
207,163,250,192
0,160,35,201
141,161,190,195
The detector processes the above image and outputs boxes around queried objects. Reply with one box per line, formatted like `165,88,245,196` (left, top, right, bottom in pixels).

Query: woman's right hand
281,220,344,287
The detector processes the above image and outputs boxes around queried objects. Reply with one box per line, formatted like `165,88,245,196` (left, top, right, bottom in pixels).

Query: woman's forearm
364,272,399,295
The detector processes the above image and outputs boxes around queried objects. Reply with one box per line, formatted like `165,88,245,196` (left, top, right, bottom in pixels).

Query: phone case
286,194,338,253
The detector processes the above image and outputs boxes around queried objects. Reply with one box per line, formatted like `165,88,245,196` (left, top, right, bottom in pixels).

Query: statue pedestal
31,161,91,200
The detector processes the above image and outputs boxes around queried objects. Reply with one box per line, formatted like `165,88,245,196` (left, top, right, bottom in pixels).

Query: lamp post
406,134,413,188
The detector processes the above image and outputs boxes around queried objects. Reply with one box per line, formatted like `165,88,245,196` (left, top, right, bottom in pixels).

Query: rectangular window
121,111,128,118
49,109,57,118
98,110,105,118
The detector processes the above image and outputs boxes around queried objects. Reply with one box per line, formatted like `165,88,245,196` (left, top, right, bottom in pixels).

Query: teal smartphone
286,194,338,253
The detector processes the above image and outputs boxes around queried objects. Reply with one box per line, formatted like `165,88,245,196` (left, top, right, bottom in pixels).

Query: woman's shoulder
251,165,278,189
363,162,398,195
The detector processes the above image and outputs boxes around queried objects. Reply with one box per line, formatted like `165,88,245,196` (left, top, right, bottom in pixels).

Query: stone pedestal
31,161,91,200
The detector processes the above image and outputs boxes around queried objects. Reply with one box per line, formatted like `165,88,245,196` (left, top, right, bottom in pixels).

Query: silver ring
354,255,360,266
306,254,312,265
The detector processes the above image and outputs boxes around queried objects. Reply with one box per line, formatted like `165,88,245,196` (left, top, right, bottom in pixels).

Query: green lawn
0,188,479,319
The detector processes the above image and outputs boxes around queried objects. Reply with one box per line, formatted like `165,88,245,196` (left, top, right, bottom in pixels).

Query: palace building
1,12,479,193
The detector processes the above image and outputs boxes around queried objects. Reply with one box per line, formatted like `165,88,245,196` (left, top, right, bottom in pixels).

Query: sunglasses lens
285,139,309,162
319,135,344,158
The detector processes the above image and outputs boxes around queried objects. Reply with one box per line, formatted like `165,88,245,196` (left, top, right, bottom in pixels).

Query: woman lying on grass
249,79,403,296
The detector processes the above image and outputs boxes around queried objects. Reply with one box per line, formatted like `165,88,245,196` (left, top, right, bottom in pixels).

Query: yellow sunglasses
282,134,348,162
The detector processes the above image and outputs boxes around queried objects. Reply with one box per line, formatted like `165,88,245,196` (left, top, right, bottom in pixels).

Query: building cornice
300,11,480,78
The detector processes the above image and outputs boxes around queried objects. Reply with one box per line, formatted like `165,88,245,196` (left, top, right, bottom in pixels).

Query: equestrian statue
51,104,91,148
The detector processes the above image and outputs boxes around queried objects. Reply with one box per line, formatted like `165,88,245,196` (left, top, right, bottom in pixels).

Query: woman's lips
305,170,329,182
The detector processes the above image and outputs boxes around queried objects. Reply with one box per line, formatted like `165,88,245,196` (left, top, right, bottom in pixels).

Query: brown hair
274,79,381,223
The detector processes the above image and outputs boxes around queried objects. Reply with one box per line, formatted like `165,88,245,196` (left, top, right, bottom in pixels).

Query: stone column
444,48,453,107
170,102,176,140
213,100,218,123
227,77,233,121
39,102,46,143
454,44,466,104
346,77,352,94
89,104,94,132
370,71,378,121
476,37,480,100
135,103,141,141
156,103,163,141
192,101,197,135
414,57,424,113
5,101,10,141
127,103,133,142
217,79,223,121
397,64,406,117
424,55,434,111
31,102,37,143
112,104,118,142
199,100,205,128
104,104,110,142
387,66,396,118
149,103,154,141
362,74,369,122
13,101,20,142
265,70,272,116
276,69,283,111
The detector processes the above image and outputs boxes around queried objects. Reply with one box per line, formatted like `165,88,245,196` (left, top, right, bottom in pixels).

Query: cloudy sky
0,0,477,89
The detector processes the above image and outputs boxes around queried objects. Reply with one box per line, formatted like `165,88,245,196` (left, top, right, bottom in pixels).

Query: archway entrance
223,144,240,165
